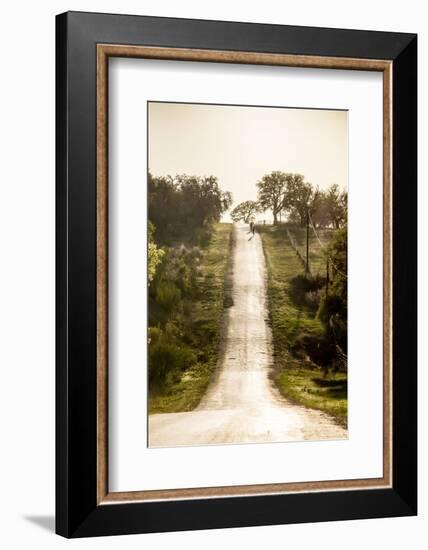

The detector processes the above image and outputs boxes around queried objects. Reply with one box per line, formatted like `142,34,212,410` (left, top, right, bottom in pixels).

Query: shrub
148,326,161,345
148,221,164,284
289,274,325,310
155,247,200,297
292,332,336,367
194,227,212,248
149,339,197,386
318,294,347,353
156,281,181,312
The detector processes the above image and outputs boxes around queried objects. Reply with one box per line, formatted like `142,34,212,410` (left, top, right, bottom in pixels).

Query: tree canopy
282,174,314,226
230,200,260,223
148,173,232,244
256,171,288,225
256,170,347,228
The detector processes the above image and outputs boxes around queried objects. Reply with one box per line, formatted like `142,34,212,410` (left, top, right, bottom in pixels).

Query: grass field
149,223,233,413
286,225,336,276
259,224,347,426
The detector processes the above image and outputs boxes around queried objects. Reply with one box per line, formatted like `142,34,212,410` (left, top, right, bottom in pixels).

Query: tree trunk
273,211,278,225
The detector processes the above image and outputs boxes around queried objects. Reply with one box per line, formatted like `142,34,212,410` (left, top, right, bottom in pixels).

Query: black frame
56,11,417,538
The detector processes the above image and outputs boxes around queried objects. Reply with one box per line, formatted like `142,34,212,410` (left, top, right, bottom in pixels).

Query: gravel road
149,225,347,447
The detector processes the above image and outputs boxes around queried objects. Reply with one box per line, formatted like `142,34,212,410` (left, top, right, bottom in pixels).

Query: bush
148,222,164,284
318,293,346,324
318,294,347,353
149,339,197,386
154,246,201,297
194,227,212,248
156,281,181,312
292,332,336,367
289,274,325,310
148,326,161,346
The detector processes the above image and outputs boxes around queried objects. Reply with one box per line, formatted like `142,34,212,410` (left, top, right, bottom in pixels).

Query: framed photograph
56,11,417,537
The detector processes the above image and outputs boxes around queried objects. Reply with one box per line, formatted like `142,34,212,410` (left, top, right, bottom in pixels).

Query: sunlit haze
148,102,348,222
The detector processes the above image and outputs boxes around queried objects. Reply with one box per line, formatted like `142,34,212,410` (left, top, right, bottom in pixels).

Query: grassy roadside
287,226,335,276
149,223,233,413
278,368,347,426
259,225,347,427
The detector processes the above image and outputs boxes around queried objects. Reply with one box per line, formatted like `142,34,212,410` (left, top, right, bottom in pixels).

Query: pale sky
148,102,347,221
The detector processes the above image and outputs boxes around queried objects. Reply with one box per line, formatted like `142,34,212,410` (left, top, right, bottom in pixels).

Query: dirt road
149,225,346,447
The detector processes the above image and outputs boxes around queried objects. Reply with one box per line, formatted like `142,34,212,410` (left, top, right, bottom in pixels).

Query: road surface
149,225,347,447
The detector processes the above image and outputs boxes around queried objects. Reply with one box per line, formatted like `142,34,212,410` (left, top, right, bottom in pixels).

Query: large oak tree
256,171,287,225
230,200,260,223
282,174,314,226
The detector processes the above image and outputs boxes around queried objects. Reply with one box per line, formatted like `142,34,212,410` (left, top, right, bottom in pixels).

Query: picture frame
56,11,417,538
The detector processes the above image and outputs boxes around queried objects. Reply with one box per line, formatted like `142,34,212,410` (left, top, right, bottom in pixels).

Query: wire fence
308,214,347,279
285,218,347,282
286,227,312,277
285,220,347,365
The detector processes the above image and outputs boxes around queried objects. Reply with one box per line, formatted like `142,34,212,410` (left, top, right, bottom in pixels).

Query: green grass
278,368,347,426
259,225,347,426
259,226,324,360
287,225,335,276
148,362,213,413
149,223,233,413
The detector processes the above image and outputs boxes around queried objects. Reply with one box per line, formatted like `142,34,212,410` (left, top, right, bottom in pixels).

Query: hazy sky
148,102,347,220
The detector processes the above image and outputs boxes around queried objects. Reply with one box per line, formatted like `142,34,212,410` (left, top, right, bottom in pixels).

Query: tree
318,228,347,354
257,171,288,225
324,184,347,229
148,173,178,242
300,184,348,228
149,173,232,244
310,189,330,228
338,189,348,227
230,200,260,223
148,221,164,284
175,174,232,230
282,174,314,226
